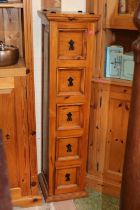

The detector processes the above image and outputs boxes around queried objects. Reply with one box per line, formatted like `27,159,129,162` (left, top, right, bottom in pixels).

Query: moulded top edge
38,10,100,22
92,78,132,87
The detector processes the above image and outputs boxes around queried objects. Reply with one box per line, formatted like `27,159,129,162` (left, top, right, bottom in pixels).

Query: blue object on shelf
121,52,134,80
105,45,124,79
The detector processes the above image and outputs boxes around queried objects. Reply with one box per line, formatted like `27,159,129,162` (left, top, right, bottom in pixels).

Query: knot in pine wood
31,131,36,136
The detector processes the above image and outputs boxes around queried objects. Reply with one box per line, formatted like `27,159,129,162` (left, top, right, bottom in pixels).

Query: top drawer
58,28,87,60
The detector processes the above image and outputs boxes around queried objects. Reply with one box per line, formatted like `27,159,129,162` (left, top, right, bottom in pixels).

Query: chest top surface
38,10,100,23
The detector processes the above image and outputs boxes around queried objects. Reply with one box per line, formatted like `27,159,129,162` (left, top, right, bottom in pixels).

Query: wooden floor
13,200,76,210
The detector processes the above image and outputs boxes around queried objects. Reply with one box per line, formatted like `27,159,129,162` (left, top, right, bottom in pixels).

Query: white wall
61,0,86,12
32,0,42,173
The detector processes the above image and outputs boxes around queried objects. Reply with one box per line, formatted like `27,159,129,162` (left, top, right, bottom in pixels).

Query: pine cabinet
87,81,131,196
0,77,35,201
105,0,137,30
104,91,130,180
0,0,41,207
86,0,137,197
0,77,28,190
39,11,99,202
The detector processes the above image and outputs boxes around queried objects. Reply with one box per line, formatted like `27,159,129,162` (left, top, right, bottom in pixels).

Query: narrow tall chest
39,11,99,202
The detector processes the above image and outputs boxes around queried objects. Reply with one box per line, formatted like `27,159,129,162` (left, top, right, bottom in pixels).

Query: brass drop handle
66,144,72,152
69,40,75,50
68,77,74,86
65,173,71,182
67,112,72,121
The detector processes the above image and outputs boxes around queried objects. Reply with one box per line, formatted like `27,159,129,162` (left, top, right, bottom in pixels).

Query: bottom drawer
55,166,81,194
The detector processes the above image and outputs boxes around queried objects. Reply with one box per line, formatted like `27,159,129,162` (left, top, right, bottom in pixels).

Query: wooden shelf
92,78,133,87
0,58,27,77
0,1,23,8
106,13,137,30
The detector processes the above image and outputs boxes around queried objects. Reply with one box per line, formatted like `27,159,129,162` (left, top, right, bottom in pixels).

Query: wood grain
0,130,12,210
0,9,4,41
57,68,85,96
23,0,39,196
0,58,26,77
87,81,131,197
0,77,14,89
2,8,23,57
42,0,61,10
0,90,18,188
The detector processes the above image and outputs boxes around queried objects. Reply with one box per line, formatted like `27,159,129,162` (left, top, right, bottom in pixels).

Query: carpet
74,189,119,210
53,200,76,210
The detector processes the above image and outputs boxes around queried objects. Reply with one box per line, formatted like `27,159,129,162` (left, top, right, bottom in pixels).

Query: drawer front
55,167,80,194
58,29,87,60
57,68,85,96
57,104,83,130
56,137,81,161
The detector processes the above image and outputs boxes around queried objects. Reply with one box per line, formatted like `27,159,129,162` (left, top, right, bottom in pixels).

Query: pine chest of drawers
38,11,99,202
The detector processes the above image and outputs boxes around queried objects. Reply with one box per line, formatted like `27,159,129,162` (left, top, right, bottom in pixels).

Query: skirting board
11,187,42,207
86,174,121,198
12,195,42,208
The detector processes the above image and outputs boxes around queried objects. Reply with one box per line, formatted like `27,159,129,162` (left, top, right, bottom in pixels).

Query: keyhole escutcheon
66,144,72,152
68,77,74,86
69,40,75,50
65,173,71,182
67,112,72,121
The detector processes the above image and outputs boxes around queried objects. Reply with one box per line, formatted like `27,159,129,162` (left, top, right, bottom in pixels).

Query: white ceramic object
61,0,86,12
